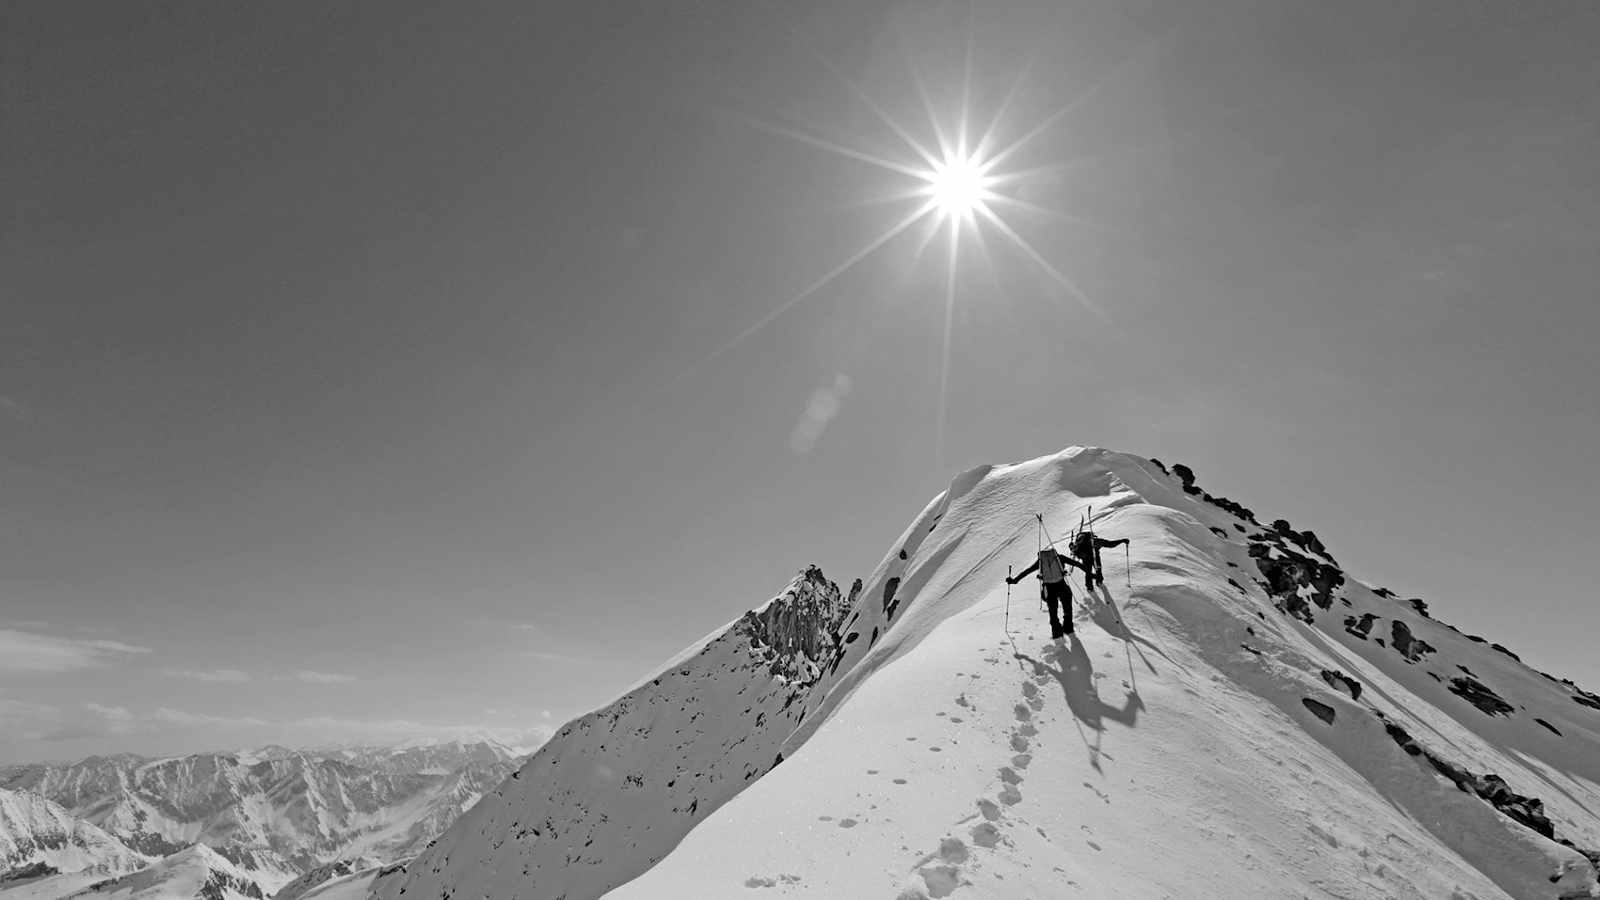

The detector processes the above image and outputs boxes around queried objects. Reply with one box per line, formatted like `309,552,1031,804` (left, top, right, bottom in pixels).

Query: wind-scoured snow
376,446,1600,899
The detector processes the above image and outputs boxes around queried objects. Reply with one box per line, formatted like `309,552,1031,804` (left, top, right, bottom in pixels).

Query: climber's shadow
1085,584,1168,673
1015,637,1142,735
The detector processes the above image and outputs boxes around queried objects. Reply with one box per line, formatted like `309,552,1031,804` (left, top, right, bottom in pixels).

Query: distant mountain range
0,739,525,897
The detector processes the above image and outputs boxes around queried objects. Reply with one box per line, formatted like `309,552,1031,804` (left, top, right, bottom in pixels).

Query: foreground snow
372,447,1600,899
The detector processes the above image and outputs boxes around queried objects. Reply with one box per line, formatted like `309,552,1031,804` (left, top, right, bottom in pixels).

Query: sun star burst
924,152,993,222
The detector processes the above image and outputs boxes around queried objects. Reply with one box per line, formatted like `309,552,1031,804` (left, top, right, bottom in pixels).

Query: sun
924,152,992,222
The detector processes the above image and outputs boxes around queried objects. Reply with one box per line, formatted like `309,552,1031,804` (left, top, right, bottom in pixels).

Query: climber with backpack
1070,528,1130,591
1006,546,1088,640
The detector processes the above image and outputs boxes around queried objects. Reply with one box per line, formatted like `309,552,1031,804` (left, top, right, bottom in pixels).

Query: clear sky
3,0,1597,765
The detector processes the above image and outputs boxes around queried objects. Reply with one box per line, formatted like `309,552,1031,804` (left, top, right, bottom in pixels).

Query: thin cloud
85,703,135,734
522,650,579,663
294,670,355,684
789,373,852,455
165,668,251,683
32,703,137,742
0,629,151,673
0,697,59,740
0,396,27,421
154,707,269,728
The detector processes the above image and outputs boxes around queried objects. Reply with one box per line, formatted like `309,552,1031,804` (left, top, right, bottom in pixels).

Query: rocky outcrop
1449,676,1515,718
739,566,851,684
271,857,378,900
1250,532,1345,623
1320,669,1363,701
1302,698,1337,725
1376,713,1576,852
1390,620,1436,663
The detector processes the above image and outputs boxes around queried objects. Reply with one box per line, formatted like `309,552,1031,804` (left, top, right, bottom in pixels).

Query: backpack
1037,549,1066,583
1071,531,1094,559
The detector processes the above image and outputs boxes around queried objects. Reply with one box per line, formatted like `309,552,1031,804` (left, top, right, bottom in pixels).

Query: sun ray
807,45,942,170
777,17,942,169
958,3,975,159
984,35,1172,174
974,52,1035,161
743,115,931,181
987,194,1119,234
899,31,954,163
663,199,940,390
980,75,1109,175
935,216,960,474
910,208,947,264
978,204,1106,320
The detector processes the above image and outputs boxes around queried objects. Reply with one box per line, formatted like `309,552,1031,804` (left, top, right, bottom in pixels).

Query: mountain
0,740,522,892
267,857,378,900
0,789,149,898
362,446,1599,899
64,844,264,900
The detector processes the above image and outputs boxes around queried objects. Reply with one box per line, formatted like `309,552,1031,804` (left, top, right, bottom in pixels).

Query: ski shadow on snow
1014,637,1143,772
1085,584,1169,675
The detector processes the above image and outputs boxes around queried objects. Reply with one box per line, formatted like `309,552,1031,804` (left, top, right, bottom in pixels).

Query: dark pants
1077,552,1102,589
1042,579,1074,638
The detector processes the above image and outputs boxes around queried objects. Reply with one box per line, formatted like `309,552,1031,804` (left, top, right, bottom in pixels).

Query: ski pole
1005,565,1012,633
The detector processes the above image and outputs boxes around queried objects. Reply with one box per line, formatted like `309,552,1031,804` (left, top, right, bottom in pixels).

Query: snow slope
394,447,1599,898
62,844,264,900
0,789,149,896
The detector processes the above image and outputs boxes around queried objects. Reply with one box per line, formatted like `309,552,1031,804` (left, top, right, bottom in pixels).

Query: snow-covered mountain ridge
65,843,265,900
0,741,521,893
0,789,149,896
370,446,1600,899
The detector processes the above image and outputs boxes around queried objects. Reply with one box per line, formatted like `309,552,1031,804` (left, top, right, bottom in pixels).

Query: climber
1006,547,1087,640
1070,529,1130,590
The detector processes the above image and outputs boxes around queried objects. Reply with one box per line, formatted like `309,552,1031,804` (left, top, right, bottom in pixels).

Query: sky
2,0,1597,765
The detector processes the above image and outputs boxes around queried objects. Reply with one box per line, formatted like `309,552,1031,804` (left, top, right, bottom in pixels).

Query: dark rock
1149,458,1168,475
1344,613,1378,640
1320,669,1362,701
1171,463,1198,492
1534,718,1563,737
1250,533,1344,622
1390,620,1436,663
1300,530,1328,556
1302,698,1336,725
1376,712,1564,842
1407,597,1431,618
1448,676,1515,717
0,862,59,884
1490,643,1522,662
882,577,902,620
1372,587,1396,599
